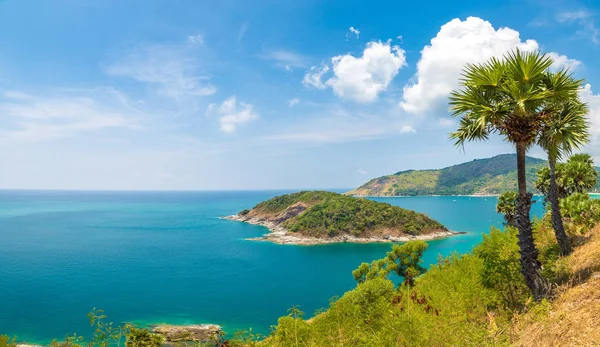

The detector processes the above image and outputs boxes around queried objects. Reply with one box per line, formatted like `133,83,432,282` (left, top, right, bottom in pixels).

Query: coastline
223,215,462,245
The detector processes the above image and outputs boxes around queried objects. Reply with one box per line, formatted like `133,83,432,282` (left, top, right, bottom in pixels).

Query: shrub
560,193,600,234
474,227,528,310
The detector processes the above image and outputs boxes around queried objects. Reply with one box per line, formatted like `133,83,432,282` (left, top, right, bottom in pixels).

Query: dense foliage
353,241,428,286
249,191,447,237
536,153,598,199
350,154,550,196
496,191,518,227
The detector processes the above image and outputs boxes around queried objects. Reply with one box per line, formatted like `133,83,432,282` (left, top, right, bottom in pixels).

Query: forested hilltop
227,191,451,243
348,153,600,196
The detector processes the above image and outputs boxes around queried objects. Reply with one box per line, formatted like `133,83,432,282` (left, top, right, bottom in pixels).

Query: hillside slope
349,154,549,196
228,191,450,244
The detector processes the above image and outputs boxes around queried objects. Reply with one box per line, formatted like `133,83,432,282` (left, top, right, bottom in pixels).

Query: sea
0,190,546,344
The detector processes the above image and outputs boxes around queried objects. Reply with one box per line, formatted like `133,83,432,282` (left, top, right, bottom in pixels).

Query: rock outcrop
152,324,223,344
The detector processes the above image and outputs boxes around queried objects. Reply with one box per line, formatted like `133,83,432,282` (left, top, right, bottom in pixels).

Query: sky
0,0,599,190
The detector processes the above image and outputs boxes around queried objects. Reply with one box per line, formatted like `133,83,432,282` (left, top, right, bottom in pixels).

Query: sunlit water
0,190,545,344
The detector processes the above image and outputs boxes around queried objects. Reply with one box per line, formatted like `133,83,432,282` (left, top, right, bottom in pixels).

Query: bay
0,190,544,344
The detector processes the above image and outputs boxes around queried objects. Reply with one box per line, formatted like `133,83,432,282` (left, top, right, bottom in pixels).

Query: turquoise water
0,190,544,344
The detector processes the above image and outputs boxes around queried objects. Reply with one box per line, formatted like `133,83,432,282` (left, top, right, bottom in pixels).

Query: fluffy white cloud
400,17,540,114
548,52,582,71
213,96,258,133
302,64,330,89
303,41,406,103
327,41,406,102
580,84,600,153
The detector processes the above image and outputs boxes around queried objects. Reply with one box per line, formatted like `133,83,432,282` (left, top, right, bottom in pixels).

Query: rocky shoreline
223,214,462,245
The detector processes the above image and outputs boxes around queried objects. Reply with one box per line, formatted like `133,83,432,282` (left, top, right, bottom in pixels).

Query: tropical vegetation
448,49,586,299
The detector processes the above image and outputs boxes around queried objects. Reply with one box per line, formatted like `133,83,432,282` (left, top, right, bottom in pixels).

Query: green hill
235,191,448,239
348,154,554,196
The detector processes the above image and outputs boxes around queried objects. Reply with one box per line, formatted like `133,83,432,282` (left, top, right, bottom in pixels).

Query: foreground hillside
227,191,451,244
349,154,548,196
248,222,600,346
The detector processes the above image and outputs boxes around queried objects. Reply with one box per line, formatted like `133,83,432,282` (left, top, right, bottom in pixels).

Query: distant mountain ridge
348,154,599,197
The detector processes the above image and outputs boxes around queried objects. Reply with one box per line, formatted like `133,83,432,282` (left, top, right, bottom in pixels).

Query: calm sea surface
0,190,545,343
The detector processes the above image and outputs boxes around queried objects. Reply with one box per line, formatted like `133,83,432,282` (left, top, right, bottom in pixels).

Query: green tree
560,193,600,234
562,154,598,195
536,154,597,199
449,50,575,300
538,99,589,255
352,258,392,284
386,240,428,286
474,227,528,309
496,191,518,227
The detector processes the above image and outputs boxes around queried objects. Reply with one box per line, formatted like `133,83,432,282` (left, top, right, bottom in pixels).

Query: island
224,191,457,245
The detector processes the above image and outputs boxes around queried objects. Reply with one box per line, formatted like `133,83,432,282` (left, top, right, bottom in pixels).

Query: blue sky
1,0,599,190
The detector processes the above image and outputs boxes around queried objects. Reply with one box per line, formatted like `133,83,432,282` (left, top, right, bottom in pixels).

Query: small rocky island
225,191,457,245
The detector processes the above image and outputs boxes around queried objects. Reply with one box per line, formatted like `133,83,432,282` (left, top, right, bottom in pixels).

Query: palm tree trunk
548,155,571,256
515,142,546,300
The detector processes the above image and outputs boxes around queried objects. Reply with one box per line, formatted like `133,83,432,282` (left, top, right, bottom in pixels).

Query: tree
386,241,428,286
497,191,518,227
536,154,597,199
449,50,575,300
537,98,589,255
562,154,598,195
352,258,391,284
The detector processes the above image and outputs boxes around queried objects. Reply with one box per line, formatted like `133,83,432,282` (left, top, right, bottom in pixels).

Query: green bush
474,227,528,310
560,193,600,234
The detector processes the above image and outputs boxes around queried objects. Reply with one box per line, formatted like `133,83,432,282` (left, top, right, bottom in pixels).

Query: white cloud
262,50,309,69
106,43,216,102
557,10,599,44
346,27,360,40
547,52,582,71
558,10,592,22
401,17,541,114
262,106,415,144
357,169,367,175
187,34,204,45
438,118,455,127
288,98,300,107
327,40,406,103
302,64,330,89
0,89,139,142
205,103,216,116
400,125,416,133
215,96,258,133
580,84,600,155
303,40,406,103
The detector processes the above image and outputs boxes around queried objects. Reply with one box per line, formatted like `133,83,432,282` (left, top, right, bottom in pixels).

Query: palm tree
448,50,578,300
496,191,518,227
538,98,589,256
